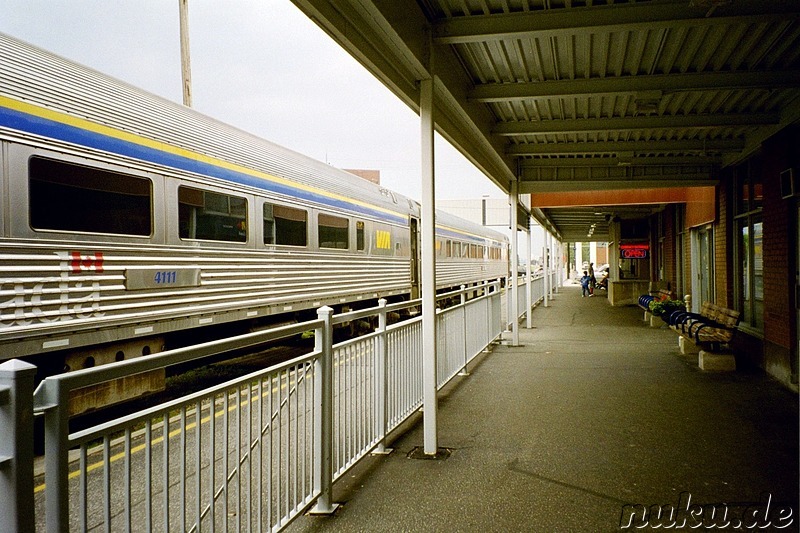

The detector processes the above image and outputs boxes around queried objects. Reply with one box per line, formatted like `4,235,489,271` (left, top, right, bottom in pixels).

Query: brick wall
761,128,798,351
683,230,692,299
663,205,677,292
714,180,731,308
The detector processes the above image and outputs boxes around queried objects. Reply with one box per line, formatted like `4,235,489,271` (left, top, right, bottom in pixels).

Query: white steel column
554,239,560,291
543,227,550,308
552,237,559,293
420,77,438,455
525,217,532,329
547,232,555,300
509,181,520,345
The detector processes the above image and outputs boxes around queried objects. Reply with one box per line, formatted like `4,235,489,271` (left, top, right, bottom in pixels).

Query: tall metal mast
178,0,192,107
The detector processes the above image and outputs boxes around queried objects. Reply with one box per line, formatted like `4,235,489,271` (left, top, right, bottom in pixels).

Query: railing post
311,306,338,515
36,377,70,533
0,359,37,533
543,243,550,308
483,280,492,351
526,275,533,329
459,285,469,375
374,299,392,455
491,279,501,341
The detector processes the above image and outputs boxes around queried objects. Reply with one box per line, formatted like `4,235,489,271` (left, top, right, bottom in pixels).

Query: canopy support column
543,226,550,308
525,216,532,329
420,76,438,456
509,180,520,346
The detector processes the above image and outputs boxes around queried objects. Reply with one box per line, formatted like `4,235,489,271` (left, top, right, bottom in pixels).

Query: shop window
737,218,764,329
734,158,764,330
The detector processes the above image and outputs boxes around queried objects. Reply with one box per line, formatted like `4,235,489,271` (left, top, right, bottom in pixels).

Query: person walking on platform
580,270,592,297
588,262,596,296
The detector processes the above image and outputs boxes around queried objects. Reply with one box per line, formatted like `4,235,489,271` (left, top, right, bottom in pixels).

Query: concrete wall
608,280,651,306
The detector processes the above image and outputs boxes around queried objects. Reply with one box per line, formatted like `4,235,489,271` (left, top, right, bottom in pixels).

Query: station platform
287,284,799,532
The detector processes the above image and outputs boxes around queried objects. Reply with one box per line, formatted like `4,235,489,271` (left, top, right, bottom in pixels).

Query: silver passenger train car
0,34,508,406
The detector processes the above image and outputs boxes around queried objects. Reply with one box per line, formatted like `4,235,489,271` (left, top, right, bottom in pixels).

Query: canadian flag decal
70,252,104,274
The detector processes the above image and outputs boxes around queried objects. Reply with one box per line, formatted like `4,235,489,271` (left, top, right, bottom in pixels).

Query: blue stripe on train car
0,104,408,225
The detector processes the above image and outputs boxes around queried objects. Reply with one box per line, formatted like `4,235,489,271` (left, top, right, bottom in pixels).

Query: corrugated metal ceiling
292,0,800,240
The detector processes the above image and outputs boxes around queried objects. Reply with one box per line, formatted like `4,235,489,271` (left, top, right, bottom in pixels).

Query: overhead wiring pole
179,0,193,107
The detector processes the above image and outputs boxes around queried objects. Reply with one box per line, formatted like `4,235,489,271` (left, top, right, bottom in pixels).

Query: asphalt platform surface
287,285,799,533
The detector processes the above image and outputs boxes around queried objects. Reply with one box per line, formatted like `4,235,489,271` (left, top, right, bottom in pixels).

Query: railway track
50,340,313,455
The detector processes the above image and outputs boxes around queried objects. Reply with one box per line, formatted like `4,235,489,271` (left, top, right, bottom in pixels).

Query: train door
410,217,420,299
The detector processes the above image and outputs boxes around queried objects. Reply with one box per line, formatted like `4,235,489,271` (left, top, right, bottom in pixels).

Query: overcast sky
0,0,506,202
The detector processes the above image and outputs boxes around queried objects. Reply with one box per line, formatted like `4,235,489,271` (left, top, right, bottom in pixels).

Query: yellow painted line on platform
33,372,306,493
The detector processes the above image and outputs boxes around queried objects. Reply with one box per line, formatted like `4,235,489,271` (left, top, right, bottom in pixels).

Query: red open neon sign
620,244,649,259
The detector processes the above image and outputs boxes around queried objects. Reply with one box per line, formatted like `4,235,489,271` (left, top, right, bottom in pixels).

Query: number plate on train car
125,268,201,290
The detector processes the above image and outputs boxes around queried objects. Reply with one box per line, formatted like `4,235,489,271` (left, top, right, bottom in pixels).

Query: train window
264,203,307,246
178,186,247,242
356,221,365,251
318,213,348,249
29,157,152,236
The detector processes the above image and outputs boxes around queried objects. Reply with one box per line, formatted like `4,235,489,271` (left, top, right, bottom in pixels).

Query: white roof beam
433,1,800,44
519,178,716,194
471,71,800,102
494,113,780,136
507,139,745,155
519,156,722,167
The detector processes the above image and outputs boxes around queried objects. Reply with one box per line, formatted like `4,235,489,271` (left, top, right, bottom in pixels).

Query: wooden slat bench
669,301,715,334
638,289,673,321
669,302,740,352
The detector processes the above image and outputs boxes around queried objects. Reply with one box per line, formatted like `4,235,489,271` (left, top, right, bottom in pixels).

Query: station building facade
442,124,799,391
646,125,799,389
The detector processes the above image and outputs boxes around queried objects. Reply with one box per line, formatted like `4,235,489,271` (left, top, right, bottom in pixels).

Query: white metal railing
1,279,509,532
34,321,323,532
509,274,546,327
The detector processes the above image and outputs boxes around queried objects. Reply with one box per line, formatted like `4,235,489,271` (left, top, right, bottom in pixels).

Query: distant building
438,197,548,265
344,169,380,185
437,197,509,227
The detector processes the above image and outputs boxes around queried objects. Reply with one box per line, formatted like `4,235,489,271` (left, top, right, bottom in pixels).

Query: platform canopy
290,0,800,241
